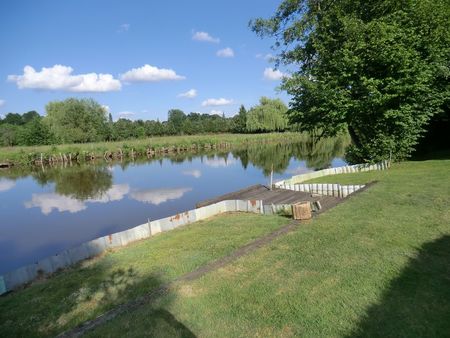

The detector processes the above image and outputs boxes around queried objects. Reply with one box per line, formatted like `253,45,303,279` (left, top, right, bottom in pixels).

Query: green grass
87,159,450,337
0,213,288,337
0,132,302,165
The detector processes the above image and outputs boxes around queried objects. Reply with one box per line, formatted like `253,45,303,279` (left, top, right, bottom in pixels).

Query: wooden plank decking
196,184,341,212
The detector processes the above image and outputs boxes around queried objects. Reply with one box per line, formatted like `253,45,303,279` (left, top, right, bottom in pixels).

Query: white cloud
8,65,121,92
182,169,201,178
204,156,237,168
130,187,192,205
118,23,130,32
120,64,185,82
25,193,87,215
210,110,223,116
101,105,110,113
263,67,287,81
201,98,233,107
87,184,130,203
217,47,234,58
178,88,197,98
0,179,15,192
0,99,5,107
192,31,220,43
117,111,135,119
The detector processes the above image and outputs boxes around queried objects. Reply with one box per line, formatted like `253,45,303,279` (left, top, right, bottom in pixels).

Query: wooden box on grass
292,201,312,220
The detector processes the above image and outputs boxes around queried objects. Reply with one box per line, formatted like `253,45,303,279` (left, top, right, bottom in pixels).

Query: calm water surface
0,141,347,274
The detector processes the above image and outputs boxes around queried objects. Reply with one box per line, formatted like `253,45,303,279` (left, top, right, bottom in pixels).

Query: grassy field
0,213,288,337
87,159,449,337
0,132,303,165
1,158,449,337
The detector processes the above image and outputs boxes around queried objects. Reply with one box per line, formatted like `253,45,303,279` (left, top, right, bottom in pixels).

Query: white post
270,163,274,190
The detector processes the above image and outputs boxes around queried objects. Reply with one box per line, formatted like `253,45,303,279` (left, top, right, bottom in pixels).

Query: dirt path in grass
58,183,374,337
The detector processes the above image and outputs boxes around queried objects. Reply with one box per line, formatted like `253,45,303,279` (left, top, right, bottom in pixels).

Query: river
0,138,347,274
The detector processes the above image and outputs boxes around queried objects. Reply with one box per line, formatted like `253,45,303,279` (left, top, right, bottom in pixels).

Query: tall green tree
0,124,18,146
167,109,186,132
22,111,40,124
252,0,450,162
232,105,248,133
18,117,53,146
1,113,23,126
246,97,288,132
45,98,109,144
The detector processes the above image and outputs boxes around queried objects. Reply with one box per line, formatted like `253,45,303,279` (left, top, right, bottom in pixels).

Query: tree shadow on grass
89,305,197,338
0,263,196,337
55,266,196,337
348,235,450,338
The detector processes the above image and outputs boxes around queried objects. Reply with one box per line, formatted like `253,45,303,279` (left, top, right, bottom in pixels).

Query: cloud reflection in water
25,184,130,215
130,187,192,205
182,169,202,178
0,179,15,192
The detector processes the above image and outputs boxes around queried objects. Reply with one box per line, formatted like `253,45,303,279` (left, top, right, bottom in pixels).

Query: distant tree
167,109,186,132
22,111,40,124
153,119,164,136
163,120,177,135
0,124,19,146
181,119,195,135
2,113,23,126
18,117,53,146
113,119,136,140
45,98,108,143
135,119,146,138
144,119,164,137
232,105,247,133
246,97,288,132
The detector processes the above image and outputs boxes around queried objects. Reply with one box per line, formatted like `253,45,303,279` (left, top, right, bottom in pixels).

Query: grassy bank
0,213,288,337
0,132,305,166
87,159,448,337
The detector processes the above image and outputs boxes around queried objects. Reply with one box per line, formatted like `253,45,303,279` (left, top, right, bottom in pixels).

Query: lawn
0,213,288,337
87,159,450,337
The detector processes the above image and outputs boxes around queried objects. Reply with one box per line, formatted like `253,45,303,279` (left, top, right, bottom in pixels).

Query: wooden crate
292,201,312,220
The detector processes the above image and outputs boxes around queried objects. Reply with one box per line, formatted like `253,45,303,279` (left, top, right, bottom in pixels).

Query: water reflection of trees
232,134,349,175
0,133,349,194
33,165,113,200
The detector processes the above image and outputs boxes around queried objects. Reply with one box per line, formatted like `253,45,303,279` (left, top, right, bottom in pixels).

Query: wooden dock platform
196,184,342,213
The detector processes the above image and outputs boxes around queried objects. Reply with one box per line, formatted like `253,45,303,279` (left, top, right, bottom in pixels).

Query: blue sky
0,0,290,121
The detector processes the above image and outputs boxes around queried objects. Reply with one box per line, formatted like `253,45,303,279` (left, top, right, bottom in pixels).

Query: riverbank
0,132,319,166
1,158,448,336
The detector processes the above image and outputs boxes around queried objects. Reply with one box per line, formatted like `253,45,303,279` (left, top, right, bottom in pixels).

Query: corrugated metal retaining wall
275,160,390,187
279,183,366,198
0,199,295,295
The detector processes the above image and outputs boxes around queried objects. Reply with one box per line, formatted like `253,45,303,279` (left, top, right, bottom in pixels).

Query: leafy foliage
232,105,248,133
45,98,109,144
251,0,450,162
246,97,288,132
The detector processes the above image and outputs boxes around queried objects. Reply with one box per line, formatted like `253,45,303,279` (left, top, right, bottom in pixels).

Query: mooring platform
196,184,342,213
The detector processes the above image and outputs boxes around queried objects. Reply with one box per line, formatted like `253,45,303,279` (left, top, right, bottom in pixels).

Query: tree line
0,97,288,147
